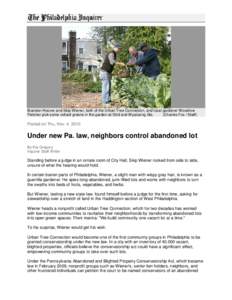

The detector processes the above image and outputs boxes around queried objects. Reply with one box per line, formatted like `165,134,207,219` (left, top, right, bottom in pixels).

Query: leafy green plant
84,80,102,93
62,70,92,82
62,70,102,93
112,74,171,108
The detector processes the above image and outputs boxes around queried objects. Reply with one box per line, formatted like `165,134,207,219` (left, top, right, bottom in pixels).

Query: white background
0,0,232,299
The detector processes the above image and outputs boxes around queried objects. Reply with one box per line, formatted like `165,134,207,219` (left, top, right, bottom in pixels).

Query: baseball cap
139,43,147,50
114,43,121,48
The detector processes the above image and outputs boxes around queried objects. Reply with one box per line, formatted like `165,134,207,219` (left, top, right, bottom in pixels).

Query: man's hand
127,63,135,67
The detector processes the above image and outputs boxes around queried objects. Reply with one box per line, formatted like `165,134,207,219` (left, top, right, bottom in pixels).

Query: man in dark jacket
128,43,161,79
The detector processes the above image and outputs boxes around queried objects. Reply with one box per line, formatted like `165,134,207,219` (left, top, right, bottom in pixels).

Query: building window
88,65,98,72
62,61,68,72
97,45,101,54
62,42,67,54
78,61,83,70
79,48,84,55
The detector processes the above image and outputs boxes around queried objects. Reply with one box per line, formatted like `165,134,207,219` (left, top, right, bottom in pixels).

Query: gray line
27,21,205,24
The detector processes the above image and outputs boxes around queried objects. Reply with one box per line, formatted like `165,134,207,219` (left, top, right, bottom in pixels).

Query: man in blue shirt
128,43,161,79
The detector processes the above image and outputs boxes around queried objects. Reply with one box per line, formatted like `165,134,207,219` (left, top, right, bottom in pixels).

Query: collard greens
112,74,171,108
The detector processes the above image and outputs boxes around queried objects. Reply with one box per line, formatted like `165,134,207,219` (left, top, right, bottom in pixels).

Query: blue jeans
100,70,112,103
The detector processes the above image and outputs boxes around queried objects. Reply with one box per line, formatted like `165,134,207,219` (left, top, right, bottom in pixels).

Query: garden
62,26,171,109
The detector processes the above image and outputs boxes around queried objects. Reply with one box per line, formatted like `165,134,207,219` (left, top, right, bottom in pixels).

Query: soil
62,81,122,108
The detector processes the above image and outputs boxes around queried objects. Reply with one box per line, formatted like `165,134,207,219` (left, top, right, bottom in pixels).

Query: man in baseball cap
139,43,148,51
100,41,125,105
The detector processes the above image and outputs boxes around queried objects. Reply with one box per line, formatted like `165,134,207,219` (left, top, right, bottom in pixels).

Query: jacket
136,48,160,77
101,51,116,73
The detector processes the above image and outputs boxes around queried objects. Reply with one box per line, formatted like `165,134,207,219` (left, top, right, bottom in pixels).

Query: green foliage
112,74,171,108
62,70,101,93
91,26,127,46
84,80,102,93
62,70,92,82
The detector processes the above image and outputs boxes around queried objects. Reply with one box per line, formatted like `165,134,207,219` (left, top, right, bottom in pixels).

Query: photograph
62,26,171,109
